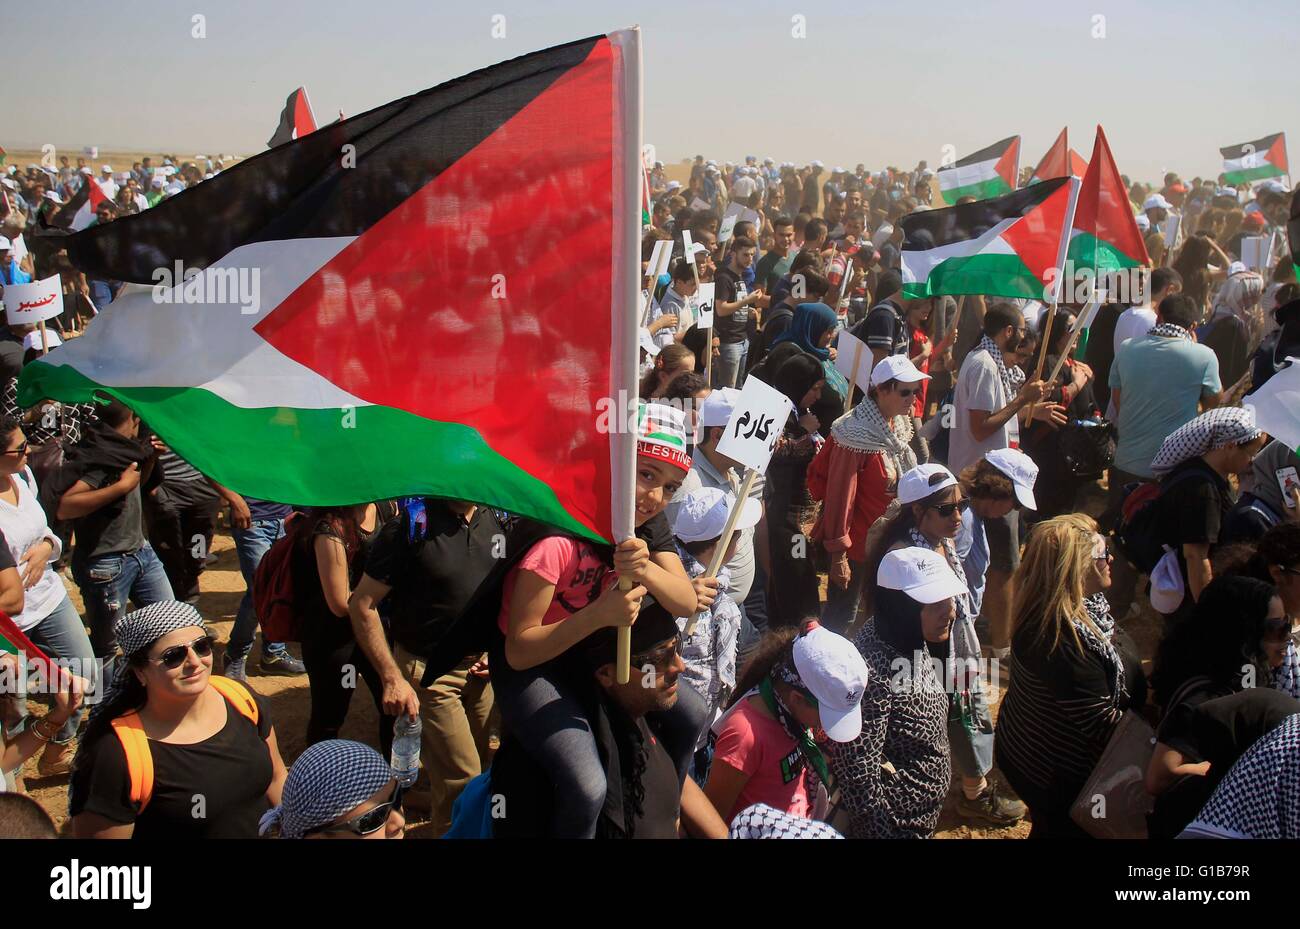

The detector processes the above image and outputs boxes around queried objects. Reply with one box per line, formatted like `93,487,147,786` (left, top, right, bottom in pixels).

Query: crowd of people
0,147,1296,840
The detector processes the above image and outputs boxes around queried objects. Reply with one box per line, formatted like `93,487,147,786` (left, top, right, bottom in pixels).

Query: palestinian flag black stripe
902,177,1068,250
267,87,317,149
51,35,603,283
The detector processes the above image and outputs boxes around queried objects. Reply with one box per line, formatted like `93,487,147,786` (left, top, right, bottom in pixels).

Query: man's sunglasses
927,499,970,518
633,635,682,672
149,634,215,669
895,386,921,399
305,782,404,838
2,441,28,457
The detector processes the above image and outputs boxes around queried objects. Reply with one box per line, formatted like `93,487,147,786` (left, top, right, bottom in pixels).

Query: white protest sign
654,238,674,279
834,329,873,394
717,202,744,243
1163,212,1181,253
682,230,696,266
2,275,64,324
1241,235,1271,272
690,197,710,212
646,238,671,282
694,282,716,328
715,374,793,474
642,143,656,171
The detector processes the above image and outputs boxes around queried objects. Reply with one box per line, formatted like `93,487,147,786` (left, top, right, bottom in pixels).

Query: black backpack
1114,467,1210,573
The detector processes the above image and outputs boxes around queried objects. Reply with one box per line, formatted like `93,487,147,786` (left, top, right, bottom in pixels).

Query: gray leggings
492,640,707,837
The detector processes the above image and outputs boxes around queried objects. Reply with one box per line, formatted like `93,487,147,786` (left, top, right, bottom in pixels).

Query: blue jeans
21,596,97,743
714,340,749,389
227,518,289,661
73,544,175,661
948,682,995,779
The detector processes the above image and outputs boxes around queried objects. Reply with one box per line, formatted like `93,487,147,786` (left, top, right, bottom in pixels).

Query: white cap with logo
1143,193,1172,211
983,447,1038,510
672,486,761,543
699,386,740,428
877,547,968,604
870,354,931,387
897,463,957,505
792,624,869,743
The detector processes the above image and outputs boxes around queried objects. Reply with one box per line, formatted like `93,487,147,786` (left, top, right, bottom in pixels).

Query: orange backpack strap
110,712,155,813
209,675,260,726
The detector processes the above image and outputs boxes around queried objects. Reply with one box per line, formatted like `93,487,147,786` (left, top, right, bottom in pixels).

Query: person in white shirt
1113,267,1182,356
0,415,96,776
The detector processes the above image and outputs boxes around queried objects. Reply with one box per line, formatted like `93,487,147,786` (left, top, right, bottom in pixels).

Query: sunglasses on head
927,499,969,518
304,782,404,837
149,634,214,669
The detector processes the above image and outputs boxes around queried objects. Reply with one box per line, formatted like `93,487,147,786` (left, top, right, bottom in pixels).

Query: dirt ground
18,476,1160,840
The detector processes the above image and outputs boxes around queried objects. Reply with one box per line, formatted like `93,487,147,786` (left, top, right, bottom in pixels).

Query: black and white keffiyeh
1271,640,1300,700
114,600,206,657
260,739,396,839
729,803,843,839
1072,608,1127,705
1084,592,1115,641
975,334,1015,398
830,396,917,479
1180,713,1300,839
1150,407,1261,475
908,529,979,686
1148,322,1193,341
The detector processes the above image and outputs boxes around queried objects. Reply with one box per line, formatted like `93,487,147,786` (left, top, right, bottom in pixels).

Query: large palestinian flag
20,31,644,544
900,176,1078,300
1066,125,1150,275
49,176,110,232
1028,128,1088,183
1221,133,1288,186
267,87,318,149
936,136,1020,205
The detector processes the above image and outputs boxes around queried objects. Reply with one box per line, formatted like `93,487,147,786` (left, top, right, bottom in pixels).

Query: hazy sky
7,0,1295,184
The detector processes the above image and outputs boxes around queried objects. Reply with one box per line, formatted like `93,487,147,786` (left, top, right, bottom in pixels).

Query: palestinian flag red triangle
267,87,319,149
47,175,109,232
22,31,644,543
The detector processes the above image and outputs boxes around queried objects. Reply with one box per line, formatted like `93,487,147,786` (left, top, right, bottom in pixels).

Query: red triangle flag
1072,125,1150,271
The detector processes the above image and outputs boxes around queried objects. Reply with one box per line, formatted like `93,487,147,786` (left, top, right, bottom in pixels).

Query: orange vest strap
110,712,154,812
109,677,260,814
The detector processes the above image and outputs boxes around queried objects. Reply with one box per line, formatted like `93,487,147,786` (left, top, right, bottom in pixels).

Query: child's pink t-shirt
498,536,614,634
712,697,810,823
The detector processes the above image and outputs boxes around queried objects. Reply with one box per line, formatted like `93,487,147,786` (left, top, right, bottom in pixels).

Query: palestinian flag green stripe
1065,230,1143,276
1222,163,1285,185
940,175,1013,205
902,252,1041,301
22,362,604,544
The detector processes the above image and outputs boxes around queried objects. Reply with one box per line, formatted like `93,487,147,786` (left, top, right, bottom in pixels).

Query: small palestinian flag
22,30,645,544
267,87,318,149
901,176,1078,300
1221,133,1288,186
1029,128,1088,183
1067,125,1150,274
936,136,1020,204
0,612,63,685
49,175,109,232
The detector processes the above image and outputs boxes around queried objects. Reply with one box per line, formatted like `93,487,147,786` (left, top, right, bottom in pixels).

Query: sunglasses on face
927,499,970,518
149,634,215,669
632,635,682,672
895,386,920,399
305,782,405,837
1263,617,1297,643
2,441,28,457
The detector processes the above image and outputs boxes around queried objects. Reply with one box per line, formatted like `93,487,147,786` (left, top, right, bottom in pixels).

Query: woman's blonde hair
1012,513,1102,655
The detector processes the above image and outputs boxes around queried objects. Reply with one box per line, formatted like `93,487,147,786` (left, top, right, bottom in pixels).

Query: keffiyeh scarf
1148,322,1193,341
830,397,917,481
729,803,843,839
1270,639,1300,700
260,739,396,838
976,334,1014,398
1084,591,1116,641
909,530,979,696
1073,608,1128,705
1180,713,1300,839
86,601,208,724
1150,406,1261,475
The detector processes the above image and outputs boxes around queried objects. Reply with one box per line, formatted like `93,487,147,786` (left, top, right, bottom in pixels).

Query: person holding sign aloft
806,355,929,633
493,403,709,838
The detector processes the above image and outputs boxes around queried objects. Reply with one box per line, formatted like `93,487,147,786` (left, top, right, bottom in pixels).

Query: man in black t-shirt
712,237,765,389
850,269,912,373
348,498,503,834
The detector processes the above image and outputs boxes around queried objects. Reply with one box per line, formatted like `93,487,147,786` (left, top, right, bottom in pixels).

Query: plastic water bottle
390,713,422,787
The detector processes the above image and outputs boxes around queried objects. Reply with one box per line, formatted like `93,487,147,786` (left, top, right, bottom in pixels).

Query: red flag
1069,125,1150,272
267,87,319,149
0,611,66,687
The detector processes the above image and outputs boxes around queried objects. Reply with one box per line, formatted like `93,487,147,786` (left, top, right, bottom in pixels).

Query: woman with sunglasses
808,355,928,633
862,463,1025,826
0,414,96,776
995,515,1135,838
1145,575,1300,835
70,601,288,838
261,740,405,839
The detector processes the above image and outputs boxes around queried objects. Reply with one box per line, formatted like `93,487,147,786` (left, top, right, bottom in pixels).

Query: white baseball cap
1142,193,1172,211
671,486,761,543
44,190,62,203
877,547,968,604
0,237,10,251
897,463,957,505
666,180,682,191
0,178,14,191
983,447,1038,510
1149,548,1185,614
870,354,931,387
812,160,824,168
792,624,869,743
100,164,113,173
699,386,740,428
150,175,166,188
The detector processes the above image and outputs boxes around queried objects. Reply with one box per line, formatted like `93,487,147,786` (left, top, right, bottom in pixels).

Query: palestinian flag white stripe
937,157,1001,195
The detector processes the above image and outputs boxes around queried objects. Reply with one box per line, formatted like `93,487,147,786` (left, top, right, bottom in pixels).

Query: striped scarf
1148,322,1192,341
1271,639,1300,700
1072,608,1128,705
976,334,1014,398
1084,592,1115,641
